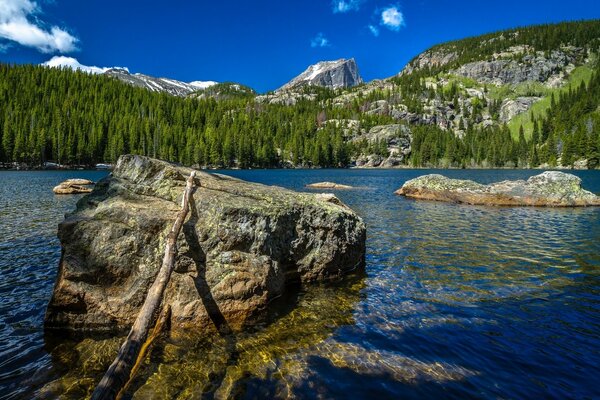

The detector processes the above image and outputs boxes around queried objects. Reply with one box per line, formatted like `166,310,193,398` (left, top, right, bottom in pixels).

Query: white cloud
368,25,380,37
0,0,78,53
332,0,364,13
42,56,128,74
381,6,405,31
311,33,330,48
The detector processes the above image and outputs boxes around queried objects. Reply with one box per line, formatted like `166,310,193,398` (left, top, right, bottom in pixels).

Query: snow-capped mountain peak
41,57,217,97
277,58,363,91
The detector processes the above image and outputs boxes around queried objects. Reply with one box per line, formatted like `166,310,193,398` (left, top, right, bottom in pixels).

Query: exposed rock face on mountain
45,155,366,332
105,68,217,97
190,82,256,100
353,124,412,168
278,59,363,91
255,91,317,106
499,97,541,122
400,49,458,75
395,171,600,206
452,48,584,86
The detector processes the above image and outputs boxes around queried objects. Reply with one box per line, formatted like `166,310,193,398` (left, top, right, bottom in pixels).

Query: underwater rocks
45,155,366,332
395,171,600,207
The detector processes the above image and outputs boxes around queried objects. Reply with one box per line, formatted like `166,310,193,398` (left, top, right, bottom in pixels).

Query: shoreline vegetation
0,160,600,171
1,160,596,171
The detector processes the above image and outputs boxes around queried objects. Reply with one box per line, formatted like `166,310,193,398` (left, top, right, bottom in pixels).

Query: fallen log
91,171,196,400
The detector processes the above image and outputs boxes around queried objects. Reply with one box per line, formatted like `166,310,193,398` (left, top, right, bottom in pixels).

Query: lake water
1,169,599,399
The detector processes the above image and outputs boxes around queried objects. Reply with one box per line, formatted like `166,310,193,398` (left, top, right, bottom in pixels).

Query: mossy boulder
395,171,600,207
45,155,366,332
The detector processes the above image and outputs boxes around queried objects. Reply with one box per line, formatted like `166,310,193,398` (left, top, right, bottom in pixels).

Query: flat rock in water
306,181,354,189
52,184,93,194
52,179,95,194
395,171,600,207
45,155,366,332
63,178,95,185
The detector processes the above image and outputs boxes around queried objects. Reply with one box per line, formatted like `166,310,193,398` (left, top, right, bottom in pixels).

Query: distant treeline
0,64,393,168
1,21,599,169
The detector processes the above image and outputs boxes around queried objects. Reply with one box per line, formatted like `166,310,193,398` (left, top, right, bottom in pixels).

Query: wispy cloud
380,5,405,31
368,24,380,37
0,0,78,53
332,0,364,13
311,33,330,48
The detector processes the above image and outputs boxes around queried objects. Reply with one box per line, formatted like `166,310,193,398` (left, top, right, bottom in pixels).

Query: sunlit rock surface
396,171,600,207
45,155,366,332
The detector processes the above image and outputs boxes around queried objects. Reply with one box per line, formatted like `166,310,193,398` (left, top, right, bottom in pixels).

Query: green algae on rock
45,155,366,333
395,171,600,207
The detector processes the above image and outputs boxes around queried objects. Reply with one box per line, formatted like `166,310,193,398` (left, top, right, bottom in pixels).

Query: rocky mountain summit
396,171,600,206
45,155,366,332
278,58,363,91
104,68,217,97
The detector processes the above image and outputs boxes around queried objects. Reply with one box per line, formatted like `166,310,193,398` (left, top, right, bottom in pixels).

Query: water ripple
1,169,600,399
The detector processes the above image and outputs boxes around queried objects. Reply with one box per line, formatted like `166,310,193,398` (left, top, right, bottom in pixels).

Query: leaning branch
91,171,196,400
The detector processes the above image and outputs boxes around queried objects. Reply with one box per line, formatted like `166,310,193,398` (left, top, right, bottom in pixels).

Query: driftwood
91,171,196,400
116,305,171,400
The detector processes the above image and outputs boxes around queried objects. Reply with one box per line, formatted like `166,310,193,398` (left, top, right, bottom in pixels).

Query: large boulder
395,171,600,207
45,155,366,332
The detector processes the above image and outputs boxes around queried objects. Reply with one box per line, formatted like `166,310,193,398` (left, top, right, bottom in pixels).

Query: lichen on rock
395,171,600,207
45,155,366,333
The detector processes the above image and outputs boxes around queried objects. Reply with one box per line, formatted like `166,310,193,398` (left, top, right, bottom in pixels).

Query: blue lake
1,169,599,399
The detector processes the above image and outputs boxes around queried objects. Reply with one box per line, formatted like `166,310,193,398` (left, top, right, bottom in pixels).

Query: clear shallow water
1,169,600,399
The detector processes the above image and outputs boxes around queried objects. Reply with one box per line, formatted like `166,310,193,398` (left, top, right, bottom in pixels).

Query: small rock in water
306,181,354,189
395,171,600,207
63,178,95,186
52,179,95,194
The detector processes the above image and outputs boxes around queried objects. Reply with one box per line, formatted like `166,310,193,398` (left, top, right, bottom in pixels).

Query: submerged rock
395,171,600,207
45,155,366,332
306,182,354,189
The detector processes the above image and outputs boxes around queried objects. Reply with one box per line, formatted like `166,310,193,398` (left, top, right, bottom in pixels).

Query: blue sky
1,0,599,92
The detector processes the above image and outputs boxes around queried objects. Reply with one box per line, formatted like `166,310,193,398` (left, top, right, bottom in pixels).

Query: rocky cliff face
400,49,458,76
278,58,363,91
352,124,412,168
45,155,366,332
452,48,584,86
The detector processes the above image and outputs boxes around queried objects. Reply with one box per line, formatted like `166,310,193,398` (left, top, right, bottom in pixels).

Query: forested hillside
1,20,600,169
